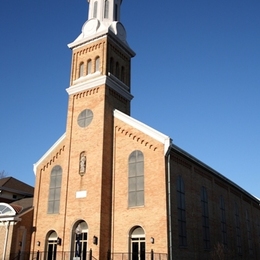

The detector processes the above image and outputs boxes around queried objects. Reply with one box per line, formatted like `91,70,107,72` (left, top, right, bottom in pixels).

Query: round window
77,109,93,128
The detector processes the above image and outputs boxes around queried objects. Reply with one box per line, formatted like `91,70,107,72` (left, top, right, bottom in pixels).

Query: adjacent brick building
31,0,260,259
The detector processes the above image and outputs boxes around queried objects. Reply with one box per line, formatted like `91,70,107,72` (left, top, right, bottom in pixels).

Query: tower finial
69,0,128,48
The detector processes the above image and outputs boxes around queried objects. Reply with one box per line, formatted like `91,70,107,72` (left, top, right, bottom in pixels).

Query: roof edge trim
114,110,171,155
33,133,66,174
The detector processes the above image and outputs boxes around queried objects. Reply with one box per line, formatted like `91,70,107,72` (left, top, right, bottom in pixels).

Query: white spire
68,0,127,48
87,0,122,23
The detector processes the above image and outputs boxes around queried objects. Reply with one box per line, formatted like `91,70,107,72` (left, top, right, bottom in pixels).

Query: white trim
66,75,107,95
114,110,171,155
0,217,21,225
33,133,66,174
66,75,133,101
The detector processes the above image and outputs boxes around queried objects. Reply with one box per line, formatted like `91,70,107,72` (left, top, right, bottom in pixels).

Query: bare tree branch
0,170,8,179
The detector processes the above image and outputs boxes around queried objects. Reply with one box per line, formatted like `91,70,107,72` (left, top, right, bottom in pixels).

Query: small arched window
110,57,114,75
104,0,109,18
114,4,118,21
121,66,125,83
48,165,62,214
115,62,119,78
87,59,92,75
128,150,144,207
79,62,84,78
93,1,98,18
95,56,100,72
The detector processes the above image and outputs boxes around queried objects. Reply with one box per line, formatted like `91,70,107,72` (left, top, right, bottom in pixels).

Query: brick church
31,0,260,259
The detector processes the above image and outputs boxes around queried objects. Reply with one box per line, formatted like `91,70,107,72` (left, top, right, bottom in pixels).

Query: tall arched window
177,176,187,247
104,0,109,18
46,231,58,260
72,221,88,260
95,56,100,72
79,62,84,78
220,196,227,246
93,1,98,18
234,202,242,254
87,59,92,75
128,150,144,207
130,226,145,260
48,165,62,214
246,209,253,255
201,186,210,249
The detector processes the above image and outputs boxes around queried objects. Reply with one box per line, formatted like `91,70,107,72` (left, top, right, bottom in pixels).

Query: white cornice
66,75,133,101
33,133,66,174
114,110,171,155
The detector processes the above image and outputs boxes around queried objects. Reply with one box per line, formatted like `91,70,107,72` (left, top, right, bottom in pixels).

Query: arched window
177,176,187,247
104,0,109,18
87,59,92,75
79,62,84,78
110,57,114,74
115,62,119,78
121,66,125,83
72,221,88,260
201,186,210,249
220,196,227,246
128,150,144,207
114,4,118,20
48,165,62,214
46,231,58,260
93,1,98,18
130,226,145,260
246,209,253,255
95,56,100,72
234,202,242,254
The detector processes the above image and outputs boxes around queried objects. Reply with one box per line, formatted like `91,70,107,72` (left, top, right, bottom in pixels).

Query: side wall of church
169,149,260,260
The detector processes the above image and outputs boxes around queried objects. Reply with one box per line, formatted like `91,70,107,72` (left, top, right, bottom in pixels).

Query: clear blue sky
0,1,259,198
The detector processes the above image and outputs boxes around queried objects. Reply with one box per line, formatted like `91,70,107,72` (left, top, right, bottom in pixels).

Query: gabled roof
0,177,34,196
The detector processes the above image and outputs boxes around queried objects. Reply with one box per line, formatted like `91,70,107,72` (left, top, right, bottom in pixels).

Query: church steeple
68,0,129,48
87,0,122,23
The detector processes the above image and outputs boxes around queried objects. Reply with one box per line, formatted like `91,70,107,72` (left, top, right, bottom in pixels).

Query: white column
2,221,10,260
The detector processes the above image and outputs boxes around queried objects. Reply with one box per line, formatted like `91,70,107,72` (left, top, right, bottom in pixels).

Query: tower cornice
68,29,135,58
66,74,133,102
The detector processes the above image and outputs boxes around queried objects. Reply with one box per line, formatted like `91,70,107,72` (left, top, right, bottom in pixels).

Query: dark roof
10,197,33,215
0,177,34,196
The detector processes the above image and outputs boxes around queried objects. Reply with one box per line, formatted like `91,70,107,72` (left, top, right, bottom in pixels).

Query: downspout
3,221,10,260
166,146,172,260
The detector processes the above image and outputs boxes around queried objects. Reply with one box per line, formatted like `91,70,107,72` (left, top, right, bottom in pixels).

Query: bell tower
67,0,134,114
63,1,135,259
